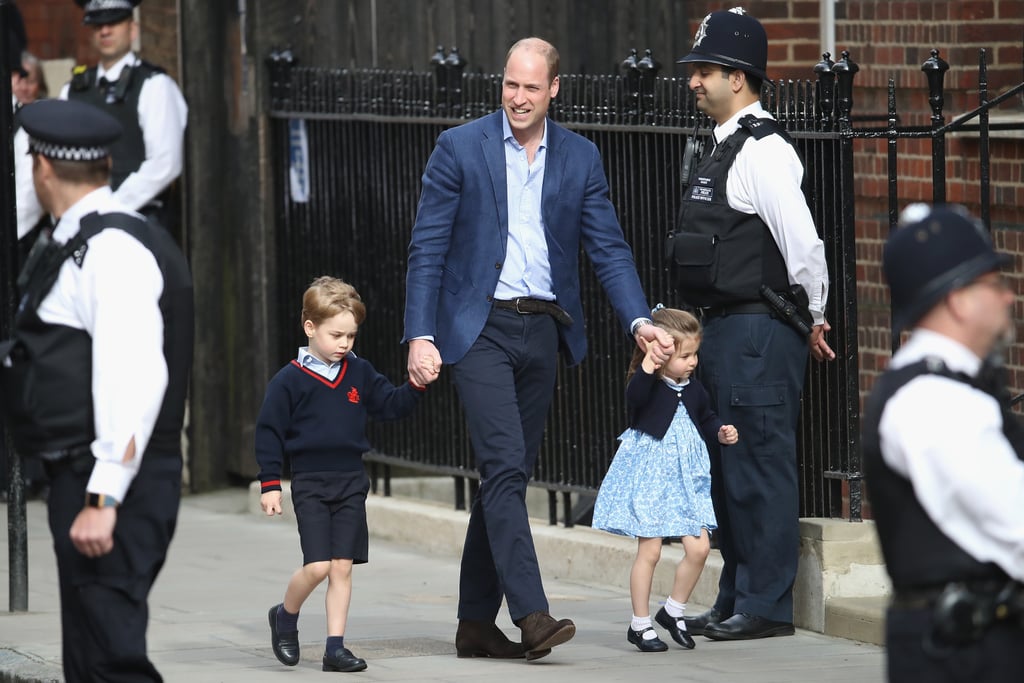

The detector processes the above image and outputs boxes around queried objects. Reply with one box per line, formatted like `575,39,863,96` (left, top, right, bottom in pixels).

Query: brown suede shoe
455,620,526,659
515,611,575,661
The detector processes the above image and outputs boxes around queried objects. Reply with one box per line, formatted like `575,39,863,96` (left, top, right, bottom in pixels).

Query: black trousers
451,307,559,622
700,313,807,622
46,452,181,683
886,606,1024,682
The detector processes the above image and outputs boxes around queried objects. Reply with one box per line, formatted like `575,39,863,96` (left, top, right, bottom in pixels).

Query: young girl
592,306,738,652
256,276,436,672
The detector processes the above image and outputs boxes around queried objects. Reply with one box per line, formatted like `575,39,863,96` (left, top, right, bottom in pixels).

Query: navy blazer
403,110,650,366
626,369,723,447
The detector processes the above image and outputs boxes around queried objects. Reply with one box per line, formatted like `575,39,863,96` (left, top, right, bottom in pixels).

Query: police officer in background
863,204,1024,682
668,7,835,641
62,0,188,238
0,98,193,682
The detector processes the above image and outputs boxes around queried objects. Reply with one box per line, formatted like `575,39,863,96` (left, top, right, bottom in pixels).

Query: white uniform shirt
879,329,1024,581
13,96,43,239
59,52,188,211
40,187,167,502
713,101,829,323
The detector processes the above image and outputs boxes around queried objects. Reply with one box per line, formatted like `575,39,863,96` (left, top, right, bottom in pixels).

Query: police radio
680,119,706,190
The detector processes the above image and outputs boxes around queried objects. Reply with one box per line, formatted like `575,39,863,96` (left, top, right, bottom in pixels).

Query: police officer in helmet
62,0,188,241
863,204,1024,682
668,7,835,641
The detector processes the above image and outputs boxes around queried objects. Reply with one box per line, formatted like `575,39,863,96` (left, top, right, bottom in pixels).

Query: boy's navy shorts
291,469,370,565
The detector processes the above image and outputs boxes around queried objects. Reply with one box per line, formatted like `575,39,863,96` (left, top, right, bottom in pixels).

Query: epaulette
738,114,789,141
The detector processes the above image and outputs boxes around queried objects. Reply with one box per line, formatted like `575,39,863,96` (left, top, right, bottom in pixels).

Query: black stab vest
67,61,163,191
862,357,1022,590
672,115,794,308
0,212,193,459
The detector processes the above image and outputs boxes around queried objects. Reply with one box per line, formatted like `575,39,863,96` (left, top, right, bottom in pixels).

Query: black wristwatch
85,492,119,508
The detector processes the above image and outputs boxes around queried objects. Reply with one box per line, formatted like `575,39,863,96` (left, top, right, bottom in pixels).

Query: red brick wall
837,0,1024,407
14,0,179,81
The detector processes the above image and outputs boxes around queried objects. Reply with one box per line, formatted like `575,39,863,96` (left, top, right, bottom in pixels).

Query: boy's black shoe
268,604,299,666
654,607,696,649
627,626,668,652
323,647,368,672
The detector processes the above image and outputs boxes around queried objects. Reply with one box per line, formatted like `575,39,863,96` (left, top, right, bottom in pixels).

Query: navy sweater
255,356,425,492
626,368,723,446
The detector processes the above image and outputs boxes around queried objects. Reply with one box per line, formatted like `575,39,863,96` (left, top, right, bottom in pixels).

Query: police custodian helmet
74,0,142,26
883,204,1011,333
677,7,768,82
17,99,123,161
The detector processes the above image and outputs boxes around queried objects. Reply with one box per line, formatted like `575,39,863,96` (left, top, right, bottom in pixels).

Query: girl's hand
640,338,668,374
261,491,283,516
718,424,738,445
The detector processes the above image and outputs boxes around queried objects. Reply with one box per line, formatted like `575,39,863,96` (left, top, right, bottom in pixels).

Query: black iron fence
266,45,1022,524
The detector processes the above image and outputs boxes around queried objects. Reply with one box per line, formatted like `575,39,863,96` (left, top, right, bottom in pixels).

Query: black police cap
883,204,1011,333
677,7,768,82
74,0,141,26
17,99,123,162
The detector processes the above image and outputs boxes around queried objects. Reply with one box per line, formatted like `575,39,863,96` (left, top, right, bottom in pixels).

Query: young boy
257,276,437,672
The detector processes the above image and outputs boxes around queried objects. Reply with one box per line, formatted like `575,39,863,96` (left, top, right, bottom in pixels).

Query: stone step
826,596,886,645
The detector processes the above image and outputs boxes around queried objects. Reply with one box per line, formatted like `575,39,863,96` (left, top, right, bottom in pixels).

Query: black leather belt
493,298,574,327
700,301,772,320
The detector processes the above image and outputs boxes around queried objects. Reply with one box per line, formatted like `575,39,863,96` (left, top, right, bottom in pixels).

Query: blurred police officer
670,7,835,641
863,204,1024,682
62,0,187,237
1,98,193,682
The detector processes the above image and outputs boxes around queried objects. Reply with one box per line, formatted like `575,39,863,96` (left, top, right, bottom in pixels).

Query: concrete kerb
248,478,888,644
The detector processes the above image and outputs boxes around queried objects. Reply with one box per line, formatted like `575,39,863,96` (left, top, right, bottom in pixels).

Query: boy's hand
408,338,442,387
261,491,283,516
413,355,440,387
718,424,739,445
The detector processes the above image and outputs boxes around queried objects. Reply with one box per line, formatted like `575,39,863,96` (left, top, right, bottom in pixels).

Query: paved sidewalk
1,489,885,682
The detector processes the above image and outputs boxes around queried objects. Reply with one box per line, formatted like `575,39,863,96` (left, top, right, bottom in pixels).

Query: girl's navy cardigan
625,368,723,446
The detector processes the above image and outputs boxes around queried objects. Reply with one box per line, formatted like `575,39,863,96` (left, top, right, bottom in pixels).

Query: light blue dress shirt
298,347,342,381
493,114,555,301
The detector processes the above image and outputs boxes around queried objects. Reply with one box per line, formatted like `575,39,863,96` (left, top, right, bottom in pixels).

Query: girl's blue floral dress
592,377,717,539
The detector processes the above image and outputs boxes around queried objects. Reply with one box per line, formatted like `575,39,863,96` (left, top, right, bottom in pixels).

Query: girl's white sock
631,615,657,639
664,596,686,619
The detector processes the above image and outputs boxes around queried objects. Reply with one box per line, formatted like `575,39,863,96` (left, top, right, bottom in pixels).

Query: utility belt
698,285,812,337
699,301,771,320
37,446,95,479
893,579,1024,653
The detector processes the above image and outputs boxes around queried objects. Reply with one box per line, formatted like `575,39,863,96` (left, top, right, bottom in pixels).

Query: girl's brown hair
626,307,702,382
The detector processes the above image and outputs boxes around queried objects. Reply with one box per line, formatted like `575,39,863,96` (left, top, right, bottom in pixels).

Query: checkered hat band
85,0,134,11
29,137,109,161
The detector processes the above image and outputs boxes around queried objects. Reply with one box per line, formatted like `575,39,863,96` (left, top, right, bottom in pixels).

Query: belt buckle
514,298,528,315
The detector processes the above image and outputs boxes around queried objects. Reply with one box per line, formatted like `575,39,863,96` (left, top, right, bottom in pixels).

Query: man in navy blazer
404,37,672,661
